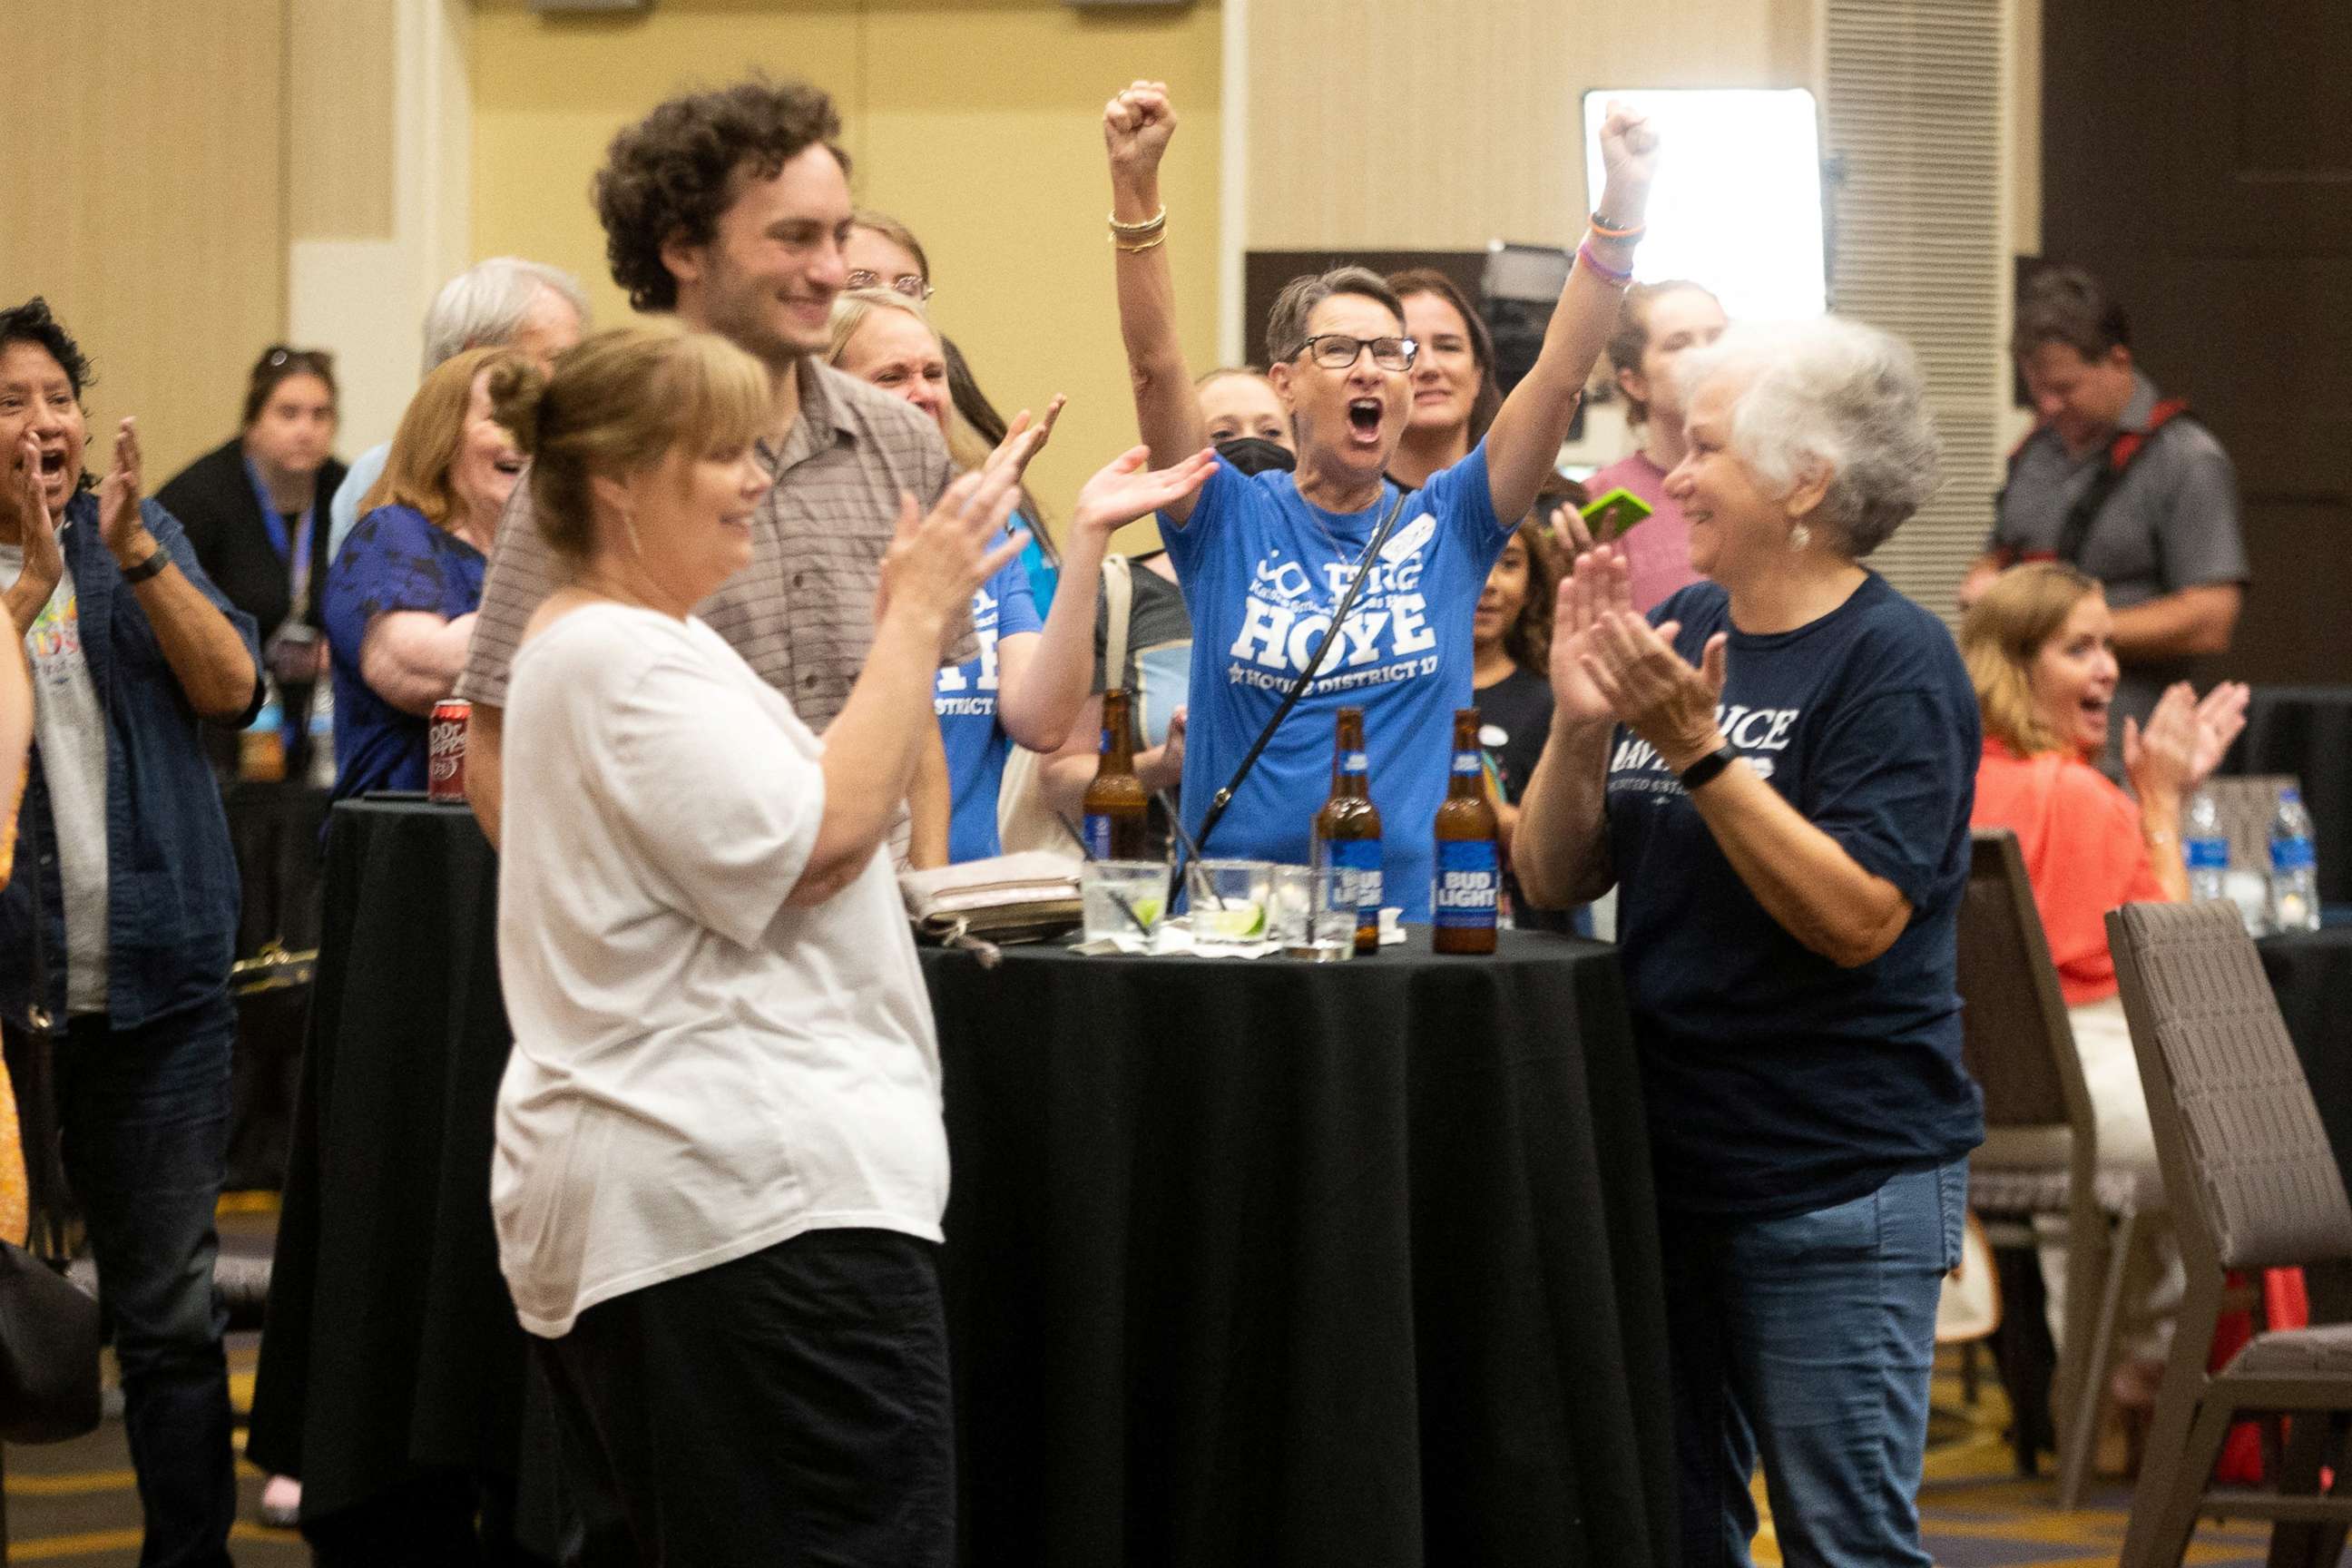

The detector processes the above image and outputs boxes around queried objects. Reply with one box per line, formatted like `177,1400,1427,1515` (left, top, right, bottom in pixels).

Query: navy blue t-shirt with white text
1608,573,1984,1217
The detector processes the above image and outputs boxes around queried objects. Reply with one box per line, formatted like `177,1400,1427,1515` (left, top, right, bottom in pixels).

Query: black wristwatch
118,549,170,585
1678,743,1739,793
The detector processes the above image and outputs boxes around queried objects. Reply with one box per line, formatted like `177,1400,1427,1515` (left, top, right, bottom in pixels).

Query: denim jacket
2,492,261,1030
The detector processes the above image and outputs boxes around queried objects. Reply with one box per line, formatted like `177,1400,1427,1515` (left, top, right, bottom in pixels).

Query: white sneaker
259,1474,301,1530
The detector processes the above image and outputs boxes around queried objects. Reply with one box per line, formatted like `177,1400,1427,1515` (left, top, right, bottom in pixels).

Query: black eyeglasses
1289,333,1417,372
846,270,935,302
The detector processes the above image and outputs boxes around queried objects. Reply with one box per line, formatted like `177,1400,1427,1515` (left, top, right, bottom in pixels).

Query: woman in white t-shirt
488,319,1039,1566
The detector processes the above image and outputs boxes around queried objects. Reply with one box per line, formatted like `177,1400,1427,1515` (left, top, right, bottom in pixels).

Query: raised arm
0,626,28,889
102,422,260,721
1513,547,1630,907
465,702,507,849
995,444,1214,750
793,449,1036,905
1103,81,1210,522
4,434,64,640
1483,104,1660,524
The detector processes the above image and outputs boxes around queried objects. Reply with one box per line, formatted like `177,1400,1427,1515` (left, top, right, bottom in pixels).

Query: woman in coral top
1960,560,2247,1410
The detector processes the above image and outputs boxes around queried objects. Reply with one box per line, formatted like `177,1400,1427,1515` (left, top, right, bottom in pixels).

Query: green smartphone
1579,487,1655,543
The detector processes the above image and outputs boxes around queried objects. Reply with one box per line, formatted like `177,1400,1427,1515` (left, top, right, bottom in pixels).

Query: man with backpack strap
1961,266,2247,769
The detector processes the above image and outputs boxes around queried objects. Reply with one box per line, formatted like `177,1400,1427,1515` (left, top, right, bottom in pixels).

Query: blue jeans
1661,1158,1967,1568
59,1000,238,1568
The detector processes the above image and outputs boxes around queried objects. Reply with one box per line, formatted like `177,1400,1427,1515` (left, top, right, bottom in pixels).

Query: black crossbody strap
1191,486,1414,858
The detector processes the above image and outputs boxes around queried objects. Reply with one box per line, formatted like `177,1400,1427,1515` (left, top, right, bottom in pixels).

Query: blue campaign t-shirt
936,547,1043,863
1161,445,1508,922
322,505,488,802
1608,573,1984,1218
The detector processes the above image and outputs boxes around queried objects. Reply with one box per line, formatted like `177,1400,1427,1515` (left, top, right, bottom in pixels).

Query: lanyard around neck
244,456,316,610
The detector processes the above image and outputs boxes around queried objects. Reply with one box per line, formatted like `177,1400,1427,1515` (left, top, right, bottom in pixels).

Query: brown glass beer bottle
1083,688,1150,860
1313,707,1384,955
1431,708,1501,954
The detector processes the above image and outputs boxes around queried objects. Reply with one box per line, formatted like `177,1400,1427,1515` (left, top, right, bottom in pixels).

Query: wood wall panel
471,0,1224,544
290,0,400,241
1246,0,1821,251
0,0,287,483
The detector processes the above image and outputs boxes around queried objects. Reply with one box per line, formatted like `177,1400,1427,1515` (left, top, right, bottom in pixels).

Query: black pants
535,1227,954,1568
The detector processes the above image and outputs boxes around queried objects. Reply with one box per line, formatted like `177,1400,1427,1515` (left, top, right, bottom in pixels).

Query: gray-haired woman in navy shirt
1517,317,1984,1568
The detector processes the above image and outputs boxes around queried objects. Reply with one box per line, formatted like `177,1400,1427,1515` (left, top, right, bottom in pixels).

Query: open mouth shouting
1346,397,1385,446
23,443,73,503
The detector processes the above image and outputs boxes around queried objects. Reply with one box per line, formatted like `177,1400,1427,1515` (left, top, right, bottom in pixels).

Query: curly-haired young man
455,76,970,864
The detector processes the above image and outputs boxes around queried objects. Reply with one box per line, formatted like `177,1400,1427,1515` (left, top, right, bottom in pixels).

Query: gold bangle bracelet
1107,205,1167,235
1112,232,1169,255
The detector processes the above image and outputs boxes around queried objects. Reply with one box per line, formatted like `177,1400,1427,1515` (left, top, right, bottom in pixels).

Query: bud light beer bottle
1083,688,1149,860
1313,707,1383,955
1431,708,1500,954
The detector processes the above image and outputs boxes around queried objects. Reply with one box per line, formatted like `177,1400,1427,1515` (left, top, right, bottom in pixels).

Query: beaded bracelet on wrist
1575,240,1634,287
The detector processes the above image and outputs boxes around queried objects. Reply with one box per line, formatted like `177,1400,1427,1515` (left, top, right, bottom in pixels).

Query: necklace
1296,481,1386,610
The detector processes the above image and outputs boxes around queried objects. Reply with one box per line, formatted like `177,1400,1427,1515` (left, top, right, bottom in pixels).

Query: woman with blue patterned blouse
323,348,539,801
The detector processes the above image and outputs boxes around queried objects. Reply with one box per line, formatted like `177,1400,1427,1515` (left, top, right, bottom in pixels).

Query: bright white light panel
1580,88,1828,321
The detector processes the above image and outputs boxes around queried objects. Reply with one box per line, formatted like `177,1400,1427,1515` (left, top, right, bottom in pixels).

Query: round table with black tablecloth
926,932,1672,1568
220,779,332,1191
2223,685,2352,905
2261,926,2352,1177
250,798,1673,1567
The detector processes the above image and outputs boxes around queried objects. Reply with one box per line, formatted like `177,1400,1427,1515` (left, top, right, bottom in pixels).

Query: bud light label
2185,837,2230,870
1084,813,1112,859
1451,749,1481,777
1099,726,1114,755
1432,840,1499,930
1328,837,1383,924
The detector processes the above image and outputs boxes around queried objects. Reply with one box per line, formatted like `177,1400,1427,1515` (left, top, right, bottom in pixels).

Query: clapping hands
1549,542,1727,772
2124,679,2249,800
4,433,63,633
1071,444,1217,539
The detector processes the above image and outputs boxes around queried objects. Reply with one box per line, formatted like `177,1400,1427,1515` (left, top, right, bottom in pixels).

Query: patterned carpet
5,1220,2344,1564
1822,1349,2342,1568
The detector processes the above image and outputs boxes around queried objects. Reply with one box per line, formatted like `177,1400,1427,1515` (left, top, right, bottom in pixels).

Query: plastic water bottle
307,677,338,790
2183,789,2230,906
240,677,286,782
2268,786,2321,935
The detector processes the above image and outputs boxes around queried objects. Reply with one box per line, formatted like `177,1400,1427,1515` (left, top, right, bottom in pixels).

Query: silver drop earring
1788,523,1811,553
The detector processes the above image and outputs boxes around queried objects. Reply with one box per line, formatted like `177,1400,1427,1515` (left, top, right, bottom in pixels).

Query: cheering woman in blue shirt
1099,83,1655,921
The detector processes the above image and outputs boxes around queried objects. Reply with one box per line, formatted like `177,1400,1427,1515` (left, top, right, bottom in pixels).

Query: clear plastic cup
1081,860,1168,945
1268,865,1317,947
1271,862,1355,959
1189,859,1275,951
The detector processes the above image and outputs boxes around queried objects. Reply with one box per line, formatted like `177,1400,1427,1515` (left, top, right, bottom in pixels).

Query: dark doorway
2042,0,2352,685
